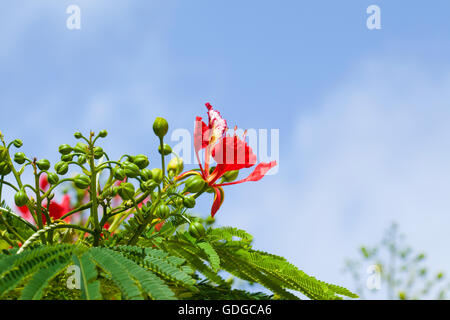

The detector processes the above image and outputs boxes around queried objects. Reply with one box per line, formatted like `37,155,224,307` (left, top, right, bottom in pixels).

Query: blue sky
2,1,450,297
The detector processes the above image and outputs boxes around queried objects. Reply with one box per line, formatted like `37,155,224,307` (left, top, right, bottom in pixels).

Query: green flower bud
74,132,83,139
140,180,158,192
0,162,11,176
184,175,206,193
36,159,50,171
140,168,153,181
74,174,90,189
93,147,104,159
14,190,29,207
0,147,8,162
47,172,59,185
111,186,119,197
113,167,126,181
189,221,206,239
183,195,196,208
118,182,135,200
222,170,239,182
153,117,169,138
151,168,163,184
61,154,74,162
205,216,215,225
98,130,108,138
123,161,140,178
132,154,150,169
58,144,73,155
73,142,88,154
13,139,23,148
167,157,183,176
77,154,87,165
155,203,170,219
55,161,69,175
14,152,26,165
158,143,172,156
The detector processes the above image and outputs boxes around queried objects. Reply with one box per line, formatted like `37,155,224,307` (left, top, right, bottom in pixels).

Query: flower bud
77,154,87,165
158,144,172,156
183,195,196,209
140,180,158,192
47,172,59,185
93,147,104,159
74,132,83,139
155,203,170,219
205,216,215,225
189,221,206,239
13,139,23,148
151,168,163,184
61,154,74,162
14,189,29,207
118,182,135,200
0,162,11,176
167,157,183,176
123,161,140,178
36,159,50,171
132,154,149,169
112,167,125,181
184,175,206,193
74,174,90,189
58,144,73,155
140,168,153,181
102,186,115,198
73,142,88,154
222,170,239,182
111,186,119,197
55,161,69,175
0,147,8,162
152,117,169,139
98,130,108,138
14,152,26,165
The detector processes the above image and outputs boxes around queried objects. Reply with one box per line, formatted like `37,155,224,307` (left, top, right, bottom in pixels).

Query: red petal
211,186,225,217
194,116,210,153
39,175,49,190
205,103,227,144
211,136,257,183
155,220,165,231
217,161,277,186
17,205,32,222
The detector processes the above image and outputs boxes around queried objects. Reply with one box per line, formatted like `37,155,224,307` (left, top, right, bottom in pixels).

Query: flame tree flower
176,103,277,217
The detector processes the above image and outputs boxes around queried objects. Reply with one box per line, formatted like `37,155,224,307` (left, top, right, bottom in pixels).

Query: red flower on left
17,174,74,225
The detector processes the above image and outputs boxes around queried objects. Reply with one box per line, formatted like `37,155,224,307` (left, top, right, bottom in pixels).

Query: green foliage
0,128,356,300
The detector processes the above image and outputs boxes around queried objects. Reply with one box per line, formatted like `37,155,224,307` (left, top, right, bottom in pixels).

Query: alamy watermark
366,264,381,290
66,5,81,30
170,127,279,175
366,5,381,30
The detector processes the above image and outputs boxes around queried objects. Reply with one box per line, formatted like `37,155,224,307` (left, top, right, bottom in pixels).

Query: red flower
176,103,277,217
42,194,73,224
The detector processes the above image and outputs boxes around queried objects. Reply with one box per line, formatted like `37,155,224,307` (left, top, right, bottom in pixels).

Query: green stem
159,137,166,187
0,178,18,193
88,133,100,246
59,201,92,221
